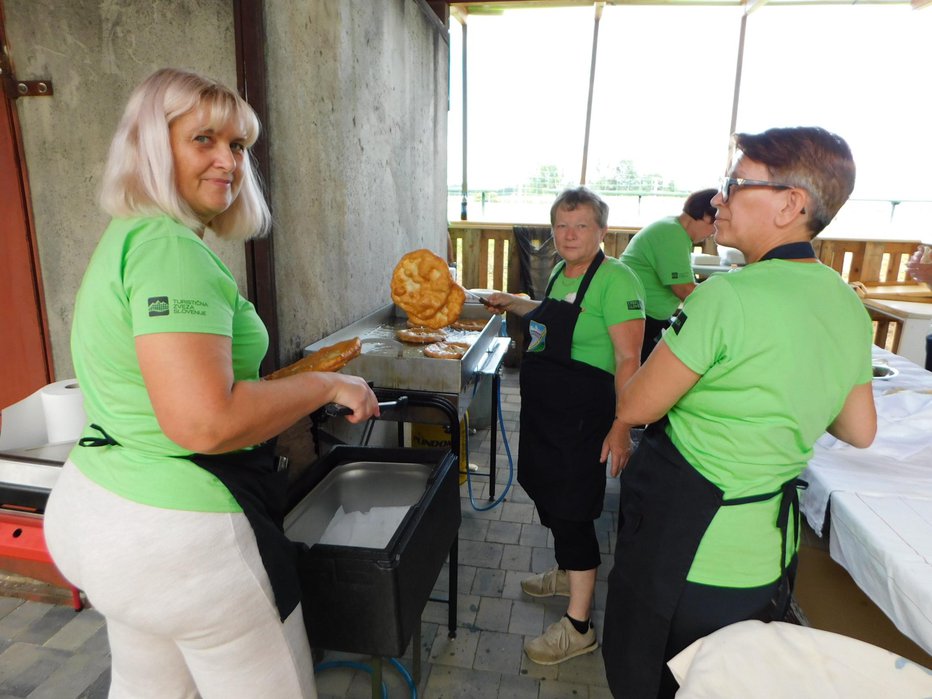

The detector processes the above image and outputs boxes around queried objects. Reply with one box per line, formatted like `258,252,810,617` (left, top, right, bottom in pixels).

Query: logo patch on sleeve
671,272,681,280
147,296,170,317
669,310,688,334
627,300,643,311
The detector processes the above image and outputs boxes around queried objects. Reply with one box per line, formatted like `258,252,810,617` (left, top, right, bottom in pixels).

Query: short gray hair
550,187,609,229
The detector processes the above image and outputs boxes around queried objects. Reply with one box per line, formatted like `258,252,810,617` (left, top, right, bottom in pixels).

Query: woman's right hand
328,374,380,424
486,292,536,317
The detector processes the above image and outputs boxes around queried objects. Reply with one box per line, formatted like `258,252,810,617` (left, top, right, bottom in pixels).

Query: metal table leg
448,535,458,638
371,656,382,699
413,621,422,685
487,370,500,501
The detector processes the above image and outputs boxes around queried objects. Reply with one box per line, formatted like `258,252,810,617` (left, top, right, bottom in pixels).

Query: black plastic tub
284,445,459,658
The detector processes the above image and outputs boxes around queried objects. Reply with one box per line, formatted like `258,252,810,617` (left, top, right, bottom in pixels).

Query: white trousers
44,461,317,699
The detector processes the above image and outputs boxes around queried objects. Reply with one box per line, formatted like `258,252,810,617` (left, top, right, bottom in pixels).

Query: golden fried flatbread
391,249,453,320
264,337,361,380
422,341,469,360
451,318,487,332
406,284,465,329
396,326,446,344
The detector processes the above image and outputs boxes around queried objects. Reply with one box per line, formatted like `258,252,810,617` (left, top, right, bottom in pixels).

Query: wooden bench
862,298,932,364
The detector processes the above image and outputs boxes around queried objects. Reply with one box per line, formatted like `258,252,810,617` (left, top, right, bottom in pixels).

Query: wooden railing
812,239,929,352
448,222,708,292
811,239,921,285
450,223,928,354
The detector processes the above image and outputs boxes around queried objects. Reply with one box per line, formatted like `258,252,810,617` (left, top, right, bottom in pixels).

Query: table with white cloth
800,346,932,655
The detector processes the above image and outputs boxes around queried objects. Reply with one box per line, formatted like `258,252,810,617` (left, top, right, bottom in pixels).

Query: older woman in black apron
487,187,645,666
601,127,878,698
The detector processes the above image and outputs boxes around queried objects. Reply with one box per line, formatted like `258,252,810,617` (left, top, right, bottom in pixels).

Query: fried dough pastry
391,249,453,320
407,284,465,329
264,337,361,380
451,318,487,332
422,341,470,360
396,326,446,344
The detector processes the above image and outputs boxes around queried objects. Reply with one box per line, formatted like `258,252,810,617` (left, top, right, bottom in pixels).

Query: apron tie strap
78,423,121,447
721,477,808,616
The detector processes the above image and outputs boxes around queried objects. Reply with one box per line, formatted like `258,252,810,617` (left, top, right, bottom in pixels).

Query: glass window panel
449,2,931,242
588,6,742,226
737,5,932,240
448,7,595,222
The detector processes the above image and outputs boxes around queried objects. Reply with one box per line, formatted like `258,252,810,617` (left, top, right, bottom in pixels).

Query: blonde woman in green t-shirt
601,127,878,699
44,68,378,699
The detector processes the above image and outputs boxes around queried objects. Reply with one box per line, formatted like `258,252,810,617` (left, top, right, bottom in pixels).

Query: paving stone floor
0,366,621,698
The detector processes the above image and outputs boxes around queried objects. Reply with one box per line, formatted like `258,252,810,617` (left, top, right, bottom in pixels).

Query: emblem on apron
527,319,547,352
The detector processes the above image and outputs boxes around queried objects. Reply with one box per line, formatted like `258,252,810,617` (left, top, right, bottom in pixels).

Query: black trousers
537,507,601,571
926,333,931,371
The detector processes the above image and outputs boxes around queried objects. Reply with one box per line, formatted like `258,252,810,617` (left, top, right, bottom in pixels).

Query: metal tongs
323,395,409,417
462,288,494,307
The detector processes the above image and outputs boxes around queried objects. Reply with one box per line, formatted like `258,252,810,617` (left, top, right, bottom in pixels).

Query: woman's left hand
601,419,633,477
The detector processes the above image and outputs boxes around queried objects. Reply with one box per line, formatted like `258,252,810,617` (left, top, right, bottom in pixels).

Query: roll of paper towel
0,379,87,450
39,379,87,444
40,380,87,444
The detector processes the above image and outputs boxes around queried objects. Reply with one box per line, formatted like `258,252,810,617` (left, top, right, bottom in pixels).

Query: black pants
538,507,601,571
657,557,798,699
926,333,931,371
641,316,671,364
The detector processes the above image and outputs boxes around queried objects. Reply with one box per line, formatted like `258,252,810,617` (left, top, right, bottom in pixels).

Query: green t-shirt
621,216,694,321
662,260,873,587
69,215,268,512
540,256,645,374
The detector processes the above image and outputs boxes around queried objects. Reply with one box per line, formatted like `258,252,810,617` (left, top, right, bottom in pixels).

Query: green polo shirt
621,216,694,321
542,257,645,374
69,215,268,512
662,260,872,587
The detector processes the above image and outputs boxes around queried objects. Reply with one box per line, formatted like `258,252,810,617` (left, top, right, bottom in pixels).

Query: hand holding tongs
323,395,408,417
462,288,494,307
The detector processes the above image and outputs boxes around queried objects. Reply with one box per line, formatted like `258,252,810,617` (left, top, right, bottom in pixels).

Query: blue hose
465,369,514,511
389,657,418,698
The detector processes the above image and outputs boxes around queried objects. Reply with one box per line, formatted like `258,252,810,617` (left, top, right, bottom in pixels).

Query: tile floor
0,365,620,698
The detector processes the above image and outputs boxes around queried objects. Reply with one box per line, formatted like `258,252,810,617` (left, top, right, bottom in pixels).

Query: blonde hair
100,68,270,240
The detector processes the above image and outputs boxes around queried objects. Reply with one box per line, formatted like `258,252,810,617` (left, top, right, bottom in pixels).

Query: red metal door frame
0,2,54,410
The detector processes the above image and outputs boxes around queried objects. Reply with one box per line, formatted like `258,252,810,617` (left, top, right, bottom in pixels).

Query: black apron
517,250,616,521
79,425,299,622
601,238,814,699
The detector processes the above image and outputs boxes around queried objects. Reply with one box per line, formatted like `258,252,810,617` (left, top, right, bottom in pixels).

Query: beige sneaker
521,567,570,598
524,616,598,665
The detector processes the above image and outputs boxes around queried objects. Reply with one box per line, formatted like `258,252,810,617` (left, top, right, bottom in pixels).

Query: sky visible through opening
447,4,932,240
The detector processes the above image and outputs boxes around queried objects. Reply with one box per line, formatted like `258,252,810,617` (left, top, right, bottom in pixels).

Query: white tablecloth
830,492,932,655
802,347,932,532
800,346,932,655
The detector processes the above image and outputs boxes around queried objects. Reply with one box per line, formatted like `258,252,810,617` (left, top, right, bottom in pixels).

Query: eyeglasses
719,177,796,203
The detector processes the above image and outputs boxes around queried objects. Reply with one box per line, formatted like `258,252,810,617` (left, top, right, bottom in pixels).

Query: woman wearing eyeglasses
600,126,877,699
